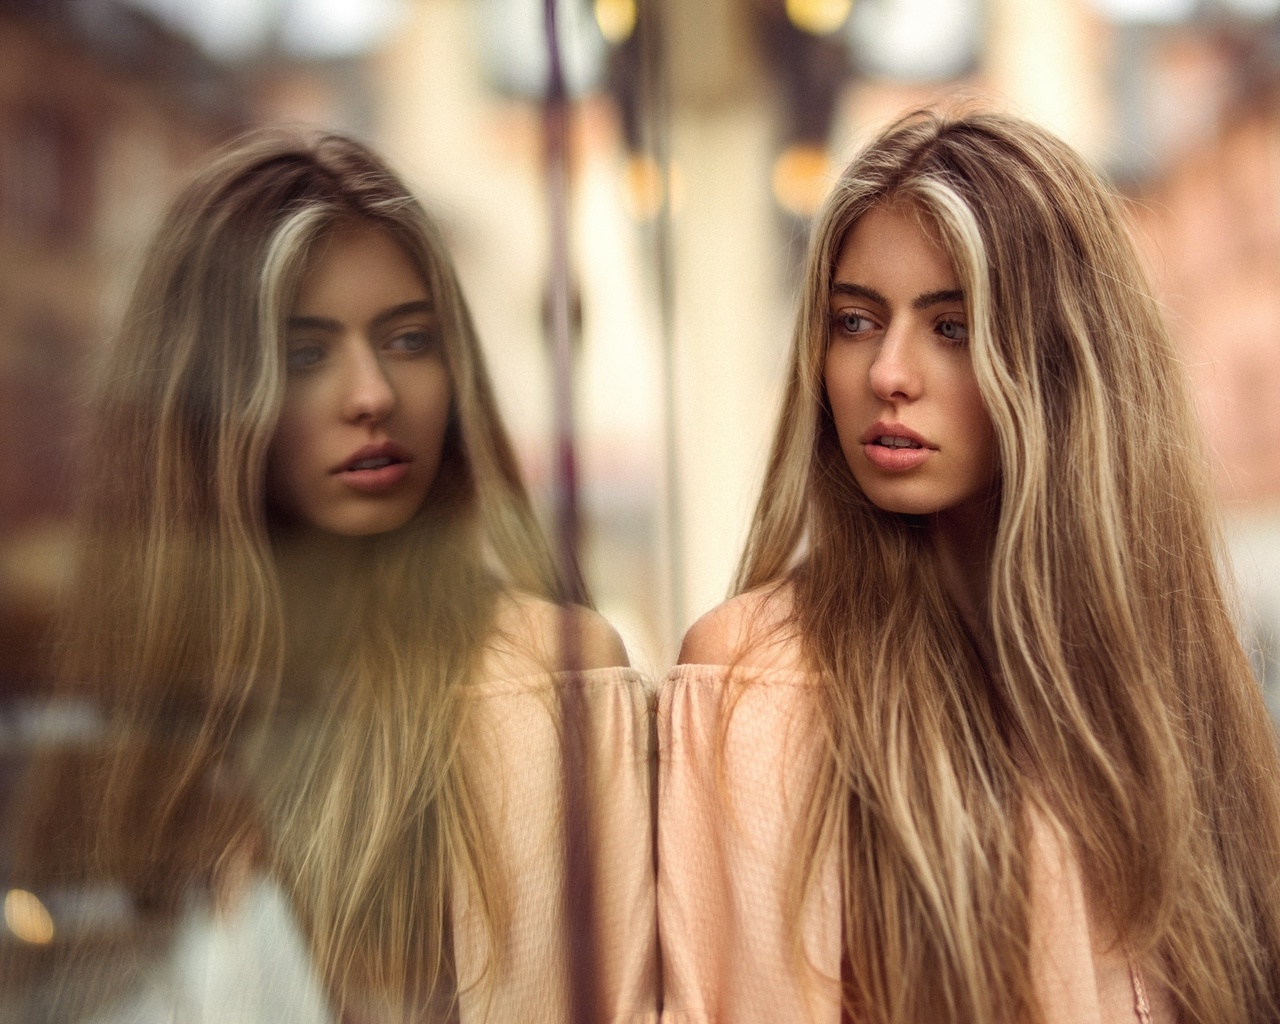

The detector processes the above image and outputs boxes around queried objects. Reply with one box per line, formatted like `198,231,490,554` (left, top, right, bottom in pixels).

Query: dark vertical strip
633,6,672,1004
640,0,684,644
542,0,585,612
541,3,598,1023
557,653,597,1024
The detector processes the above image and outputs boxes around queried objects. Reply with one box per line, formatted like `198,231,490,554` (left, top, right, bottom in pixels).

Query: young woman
659,110,1280,1023
5,133,655,1023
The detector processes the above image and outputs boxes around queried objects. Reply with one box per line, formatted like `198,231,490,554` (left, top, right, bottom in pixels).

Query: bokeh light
771,144,832,218
622,154,684,222
595,0,637,44
4,889,54,945
786,0,854,35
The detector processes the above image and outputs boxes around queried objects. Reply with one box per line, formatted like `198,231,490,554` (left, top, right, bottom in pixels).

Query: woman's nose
341,344,396,424
868,328,922,402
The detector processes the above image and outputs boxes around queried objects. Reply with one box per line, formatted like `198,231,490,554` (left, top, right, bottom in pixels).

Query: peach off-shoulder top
70,665,658,1024
657,662,1177,1024
454,665,659,1023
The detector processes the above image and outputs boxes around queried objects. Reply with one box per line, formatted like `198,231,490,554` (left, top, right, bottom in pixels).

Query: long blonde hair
738,109,1280,1023
20,132,564,1018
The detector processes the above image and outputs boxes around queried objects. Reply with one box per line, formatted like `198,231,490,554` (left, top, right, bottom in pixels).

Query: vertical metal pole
640,0,684,648
541,3,597,1022
543,3,585,609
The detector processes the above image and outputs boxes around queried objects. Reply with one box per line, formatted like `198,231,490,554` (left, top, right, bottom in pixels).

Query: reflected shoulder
487,591,630,676
677,582,805,672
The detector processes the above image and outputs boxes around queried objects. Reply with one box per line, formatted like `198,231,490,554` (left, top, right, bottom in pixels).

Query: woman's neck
273,526,372,578
272,528,376,677
929,504,996,639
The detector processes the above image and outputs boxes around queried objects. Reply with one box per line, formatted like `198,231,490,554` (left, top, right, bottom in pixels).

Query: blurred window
0,107,94,246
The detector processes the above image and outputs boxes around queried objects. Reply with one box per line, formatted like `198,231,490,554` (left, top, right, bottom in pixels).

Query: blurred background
1,0,1279,690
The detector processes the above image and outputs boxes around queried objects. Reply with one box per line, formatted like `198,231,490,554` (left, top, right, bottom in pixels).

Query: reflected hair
738,109,1280,1023
33,131,563,1018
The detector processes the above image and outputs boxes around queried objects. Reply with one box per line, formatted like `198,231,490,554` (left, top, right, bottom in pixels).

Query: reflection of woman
660,111,1280,1024
9,134,654,1023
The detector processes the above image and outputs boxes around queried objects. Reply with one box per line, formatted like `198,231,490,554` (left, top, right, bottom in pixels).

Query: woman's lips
339,461,410,492
863,442,931,471
334,442,412,493
860,423,932,471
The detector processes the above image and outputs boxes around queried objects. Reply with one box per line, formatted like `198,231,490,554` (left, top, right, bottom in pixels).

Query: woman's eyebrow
912,288,964,310
286,314,340,333
830,283,963,311
370,300,433,331
285,300,433,334
830,282,887,305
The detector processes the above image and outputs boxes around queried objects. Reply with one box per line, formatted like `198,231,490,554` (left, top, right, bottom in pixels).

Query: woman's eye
387,329,435,354
937,319,969,344
285,344,324,370
832,311,877,335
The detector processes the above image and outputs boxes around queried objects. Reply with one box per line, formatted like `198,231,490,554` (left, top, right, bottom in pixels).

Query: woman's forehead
829,198,957,283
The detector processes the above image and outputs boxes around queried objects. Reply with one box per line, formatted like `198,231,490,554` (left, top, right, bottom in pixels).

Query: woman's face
824,203,998,533
267,223,452,537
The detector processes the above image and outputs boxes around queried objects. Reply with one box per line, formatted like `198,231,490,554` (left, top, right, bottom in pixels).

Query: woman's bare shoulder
484,590,630,678
678,582,808,673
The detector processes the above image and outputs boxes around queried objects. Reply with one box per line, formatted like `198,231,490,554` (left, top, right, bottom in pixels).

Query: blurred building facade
0,1,249,696
1120,21,1280,702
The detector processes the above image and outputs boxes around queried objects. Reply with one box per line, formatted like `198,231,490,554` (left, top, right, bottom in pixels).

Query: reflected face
267,224,452,537
824,203,997,528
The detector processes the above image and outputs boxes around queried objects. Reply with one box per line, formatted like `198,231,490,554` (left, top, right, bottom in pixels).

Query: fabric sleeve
453,666,659,1024
658,664,1175,1024
656,664,842,1024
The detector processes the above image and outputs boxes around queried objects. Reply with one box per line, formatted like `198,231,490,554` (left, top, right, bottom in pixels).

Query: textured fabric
31,666,657,1024
455,666,659,1024
657,663,1176,1024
